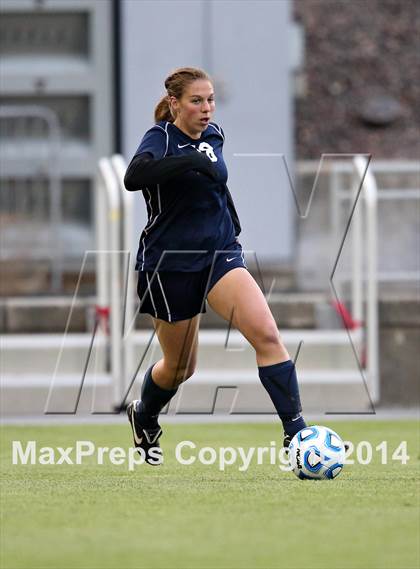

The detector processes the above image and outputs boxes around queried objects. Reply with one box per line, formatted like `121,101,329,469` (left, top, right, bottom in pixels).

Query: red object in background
331,300,366,366
331,299,362,330
95,305,110,334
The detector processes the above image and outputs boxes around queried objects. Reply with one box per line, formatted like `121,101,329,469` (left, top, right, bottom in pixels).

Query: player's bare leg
207,267,288,366
128,315,200,463
152,314,200,389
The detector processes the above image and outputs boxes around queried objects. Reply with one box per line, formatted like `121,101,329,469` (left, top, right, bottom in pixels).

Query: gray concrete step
0,373,113,416
0,368,369,416
0,329,369,416
1,333,108,375
1,330,362,375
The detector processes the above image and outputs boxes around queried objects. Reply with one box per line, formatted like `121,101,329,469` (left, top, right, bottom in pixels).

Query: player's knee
163,361,196,385
253,323,282,351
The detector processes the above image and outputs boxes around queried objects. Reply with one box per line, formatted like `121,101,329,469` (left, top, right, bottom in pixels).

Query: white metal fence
96,156,135,406
330,158,379,402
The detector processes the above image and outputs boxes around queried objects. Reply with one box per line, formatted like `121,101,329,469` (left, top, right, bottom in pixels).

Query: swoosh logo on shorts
226,257,236,262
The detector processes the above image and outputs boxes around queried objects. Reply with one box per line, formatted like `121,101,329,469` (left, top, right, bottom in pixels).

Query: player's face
172,80,215,138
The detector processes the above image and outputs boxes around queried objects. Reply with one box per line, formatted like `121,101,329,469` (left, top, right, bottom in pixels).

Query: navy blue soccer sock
258,360,307,438
137,365,178,428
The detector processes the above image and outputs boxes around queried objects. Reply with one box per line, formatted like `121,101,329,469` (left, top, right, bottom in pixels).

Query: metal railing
349,158,378,402
330,158,419,403
330,158,379,402
95,155,134,405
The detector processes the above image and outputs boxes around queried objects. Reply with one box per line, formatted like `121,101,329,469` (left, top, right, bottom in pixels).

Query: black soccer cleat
127,400,163,465
283,433,292,449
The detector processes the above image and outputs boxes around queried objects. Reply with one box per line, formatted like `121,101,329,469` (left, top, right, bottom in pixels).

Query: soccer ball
288,425,345,480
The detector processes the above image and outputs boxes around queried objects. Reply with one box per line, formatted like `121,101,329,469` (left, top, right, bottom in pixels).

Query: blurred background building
0,0,418,412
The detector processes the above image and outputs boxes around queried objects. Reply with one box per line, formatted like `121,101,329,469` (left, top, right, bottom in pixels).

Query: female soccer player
124,67,307,463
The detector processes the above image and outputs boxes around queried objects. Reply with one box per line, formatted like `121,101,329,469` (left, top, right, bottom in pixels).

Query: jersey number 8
197,142,217,163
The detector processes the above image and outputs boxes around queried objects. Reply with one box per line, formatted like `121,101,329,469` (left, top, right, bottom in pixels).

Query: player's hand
191,152,220,182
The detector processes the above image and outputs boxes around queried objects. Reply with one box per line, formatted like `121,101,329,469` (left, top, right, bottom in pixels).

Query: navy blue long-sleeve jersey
125,120,241,272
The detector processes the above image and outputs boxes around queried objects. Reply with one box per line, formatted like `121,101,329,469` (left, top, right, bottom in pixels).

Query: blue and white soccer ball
288,425,345,480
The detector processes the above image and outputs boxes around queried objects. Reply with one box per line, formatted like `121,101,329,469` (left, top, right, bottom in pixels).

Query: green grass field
1,420,419,569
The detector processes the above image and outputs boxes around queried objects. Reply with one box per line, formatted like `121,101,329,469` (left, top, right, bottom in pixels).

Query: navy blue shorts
137,242,247,322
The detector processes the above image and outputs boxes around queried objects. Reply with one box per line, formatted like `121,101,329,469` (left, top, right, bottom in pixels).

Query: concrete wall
121,0,295,265
379,299,420,407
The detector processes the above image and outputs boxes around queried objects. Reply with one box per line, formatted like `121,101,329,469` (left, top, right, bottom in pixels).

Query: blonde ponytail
154,95,174,123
